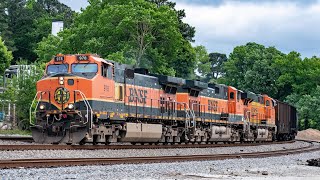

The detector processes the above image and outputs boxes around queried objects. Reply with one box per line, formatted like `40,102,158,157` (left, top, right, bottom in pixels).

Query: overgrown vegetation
0,129,31,135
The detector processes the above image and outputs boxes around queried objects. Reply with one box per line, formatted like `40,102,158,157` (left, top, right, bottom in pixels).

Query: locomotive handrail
190,103,230,123
29,91,43,125
125,95,178,119
176,102,191,128
74,90,93,129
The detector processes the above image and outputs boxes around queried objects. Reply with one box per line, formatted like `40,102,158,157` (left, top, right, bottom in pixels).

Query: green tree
0,0,15,52
209,52,227,79
4,0,75,63
0,36,13,75
223,42,284,97
35,34,62,63
273,51,303,100
0,61,43,129
6,0,36,62
194,45,210,80
38,0,195,78
294,56,320,96
147,0,195,42
286,86,320,130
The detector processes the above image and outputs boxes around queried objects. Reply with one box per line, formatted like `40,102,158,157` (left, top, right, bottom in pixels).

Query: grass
0,129,32,136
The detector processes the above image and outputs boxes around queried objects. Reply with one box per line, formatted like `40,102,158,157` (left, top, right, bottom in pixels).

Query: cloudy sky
59,0,320,57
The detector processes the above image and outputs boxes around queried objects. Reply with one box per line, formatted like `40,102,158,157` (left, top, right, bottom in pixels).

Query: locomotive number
251,108,258,116
128,88,148,104
208,100,218,112
54,56,64,62
76,55,89,61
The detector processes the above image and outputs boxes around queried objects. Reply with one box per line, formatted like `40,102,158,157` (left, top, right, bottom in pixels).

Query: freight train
30,54,298,144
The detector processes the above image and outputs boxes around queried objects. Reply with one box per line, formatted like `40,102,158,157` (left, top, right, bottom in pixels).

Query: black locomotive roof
153,74,186,86
184,80,208,90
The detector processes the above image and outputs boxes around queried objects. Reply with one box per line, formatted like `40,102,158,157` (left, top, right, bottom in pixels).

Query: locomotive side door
99,61,115,112
228,87,237,115
113,65,126,118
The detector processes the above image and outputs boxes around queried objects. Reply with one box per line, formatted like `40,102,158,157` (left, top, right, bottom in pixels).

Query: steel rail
0,136,33,142
0,144,318,169
0,141,295,151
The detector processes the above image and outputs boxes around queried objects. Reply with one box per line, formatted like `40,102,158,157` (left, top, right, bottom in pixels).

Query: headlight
59,77,64,81
68,103,74,109
59,80,64,85
39,104,45,110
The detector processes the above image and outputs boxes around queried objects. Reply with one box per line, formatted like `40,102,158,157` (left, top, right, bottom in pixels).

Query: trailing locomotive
30,54,297,144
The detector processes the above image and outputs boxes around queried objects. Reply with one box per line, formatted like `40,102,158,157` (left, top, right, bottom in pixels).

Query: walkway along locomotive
30,54,298,144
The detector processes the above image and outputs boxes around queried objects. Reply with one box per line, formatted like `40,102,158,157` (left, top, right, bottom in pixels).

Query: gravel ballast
0,150,319,179
0,141,312,159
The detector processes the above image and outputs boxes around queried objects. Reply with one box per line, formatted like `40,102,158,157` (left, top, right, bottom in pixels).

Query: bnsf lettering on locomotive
128,88,148,103
208,100,218,112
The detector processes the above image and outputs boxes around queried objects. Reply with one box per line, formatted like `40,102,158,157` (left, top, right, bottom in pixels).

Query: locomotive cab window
230,92,235,99
237,91,241,102
266,100,270,106
47,64,69,75
71,64,98,73
101,62,108,78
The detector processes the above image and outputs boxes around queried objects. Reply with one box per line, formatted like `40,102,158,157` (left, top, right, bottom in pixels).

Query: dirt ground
296,128,320,142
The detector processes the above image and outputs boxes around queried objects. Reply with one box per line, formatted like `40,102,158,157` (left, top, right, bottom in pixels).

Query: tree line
0,0,319,130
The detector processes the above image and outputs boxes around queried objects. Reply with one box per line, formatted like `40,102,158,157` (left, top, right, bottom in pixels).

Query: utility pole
13,103,16,129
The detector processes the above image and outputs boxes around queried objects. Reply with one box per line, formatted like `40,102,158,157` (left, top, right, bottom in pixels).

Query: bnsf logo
128,88,148,103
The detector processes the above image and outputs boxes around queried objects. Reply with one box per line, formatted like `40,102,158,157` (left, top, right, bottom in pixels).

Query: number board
54,56,64,62
76,55,89,61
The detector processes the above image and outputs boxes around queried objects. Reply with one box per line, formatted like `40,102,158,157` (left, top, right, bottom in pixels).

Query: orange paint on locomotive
37,54,116,110
176,92,229,121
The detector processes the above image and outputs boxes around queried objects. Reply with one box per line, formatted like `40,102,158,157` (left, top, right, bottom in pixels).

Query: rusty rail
0,141,295,151
0,144,318,169
0,136,33,142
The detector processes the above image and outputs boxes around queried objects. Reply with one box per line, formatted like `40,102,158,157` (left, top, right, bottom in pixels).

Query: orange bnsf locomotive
30,54,297,144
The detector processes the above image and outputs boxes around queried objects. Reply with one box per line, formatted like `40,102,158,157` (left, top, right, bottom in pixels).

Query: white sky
59,0,320,57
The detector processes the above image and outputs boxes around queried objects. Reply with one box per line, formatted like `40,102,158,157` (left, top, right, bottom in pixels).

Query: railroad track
0,141,295,151
0,135,33,142
0,143,318,169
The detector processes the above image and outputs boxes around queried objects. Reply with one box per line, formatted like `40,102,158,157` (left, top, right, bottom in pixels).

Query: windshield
47,64,69,75
72,64,98,73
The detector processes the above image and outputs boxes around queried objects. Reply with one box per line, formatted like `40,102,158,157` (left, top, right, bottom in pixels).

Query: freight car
275,100,298,141
30,54,297,144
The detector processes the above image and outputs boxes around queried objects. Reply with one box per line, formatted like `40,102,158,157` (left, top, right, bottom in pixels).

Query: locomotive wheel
79,139,86,145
